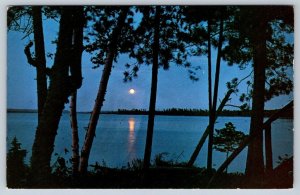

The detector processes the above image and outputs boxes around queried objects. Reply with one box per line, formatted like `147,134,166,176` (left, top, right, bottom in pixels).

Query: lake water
7,113,293,173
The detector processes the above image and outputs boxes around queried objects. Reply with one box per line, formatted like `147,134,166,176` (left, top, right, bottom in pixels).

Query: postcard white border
0,0,299,195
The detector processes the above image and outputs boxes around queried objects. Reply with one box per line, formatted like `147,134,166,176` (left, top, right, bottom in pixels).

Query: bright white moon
129,89,135,94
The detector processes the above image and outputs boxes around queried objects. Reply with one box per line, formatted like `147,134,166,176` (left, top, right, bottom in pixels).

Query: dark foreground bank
7,137,292,189
7,161,293,189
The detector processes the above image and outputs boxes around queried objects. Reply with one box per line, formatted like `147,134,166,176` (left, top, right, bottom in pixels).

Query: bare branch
237,70,253,86
225,104,242,109
23,15,32,34
21,28,34,40
265,79,272,87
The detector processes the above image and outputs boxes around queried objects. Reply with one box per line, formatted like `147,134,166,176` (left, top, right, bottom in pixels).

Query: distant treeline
7,108,293,118
115,108,293,118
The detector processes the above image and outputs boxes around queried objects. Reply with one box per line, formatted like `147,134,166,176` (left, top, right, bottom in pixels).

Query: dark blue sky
7,15,293,112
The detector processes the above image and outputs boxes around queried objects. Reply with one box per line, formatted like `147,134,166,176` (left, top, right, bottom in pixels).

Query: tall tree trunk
207,19,212,114
69,6,84,176
265,124,273,174
79,8,129,173
32,6,47,122
143,6,161,170
69,6,84,90
207,17,224,171
245,10,267,185
30,7,82,185
206,19,213,168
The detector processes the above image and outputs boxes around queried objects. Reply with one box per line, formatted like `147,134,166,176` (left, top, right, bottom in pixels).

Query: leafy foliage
7,137,28,187
123,6,195,82
222,6,294,102
7,6,32,34
84,6,135,68
226,76,252,110
8,6,61,37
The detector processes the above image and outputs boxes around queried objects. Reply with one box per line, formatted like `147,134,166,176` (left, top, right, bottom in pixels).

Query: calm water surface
7,113,293,173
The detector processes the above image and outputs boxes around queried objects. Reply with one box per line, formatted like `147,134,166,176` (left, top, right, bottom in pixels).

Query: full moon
129,89,135,94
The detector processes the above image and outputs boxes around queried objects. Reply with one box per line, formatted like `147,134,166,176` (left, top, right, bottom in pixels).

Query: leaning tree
78,6,135,173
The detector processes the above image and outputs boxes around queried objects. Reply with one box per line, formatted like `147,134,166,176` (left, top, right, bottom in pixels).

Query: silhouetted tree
9,6,85,177
213,122,246,173
30,7,84,184
143,6,160,170
208,101,293,187
69,6,84,176
246,8,267,183
79,6,131,173
208,10,224,172
124,6,193,169
183,6,228,171
221,6,293,184
187,73,252,166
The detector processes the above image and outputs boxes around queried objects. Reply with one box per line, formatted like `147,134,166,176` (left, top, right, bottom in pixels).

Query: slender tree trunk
30,7,82,185
143,6,161,170
69,6,84,176
79,8,129,173
32,6,47,122
207,19,212,114
245,14,267,184
188,89,233,166
69,7,84,90
207,17,224,171
206,18,213,168
70,91,79,176
265,124,273,174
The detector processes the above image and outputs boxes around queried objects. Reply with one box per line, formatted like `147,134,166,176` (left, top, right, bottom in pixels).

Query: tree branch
24,41,52,76
24,41,37,67
225,104,242,109
237,70,253,86
265,79,272,87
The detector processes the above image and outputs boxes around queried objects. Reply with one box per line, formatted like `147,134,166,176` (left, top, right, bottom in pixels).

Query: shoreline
7,109,293,119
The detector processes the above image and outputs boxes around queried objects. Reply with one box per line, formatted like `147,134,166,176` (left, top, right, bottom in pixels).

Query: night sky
7,14,293,112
